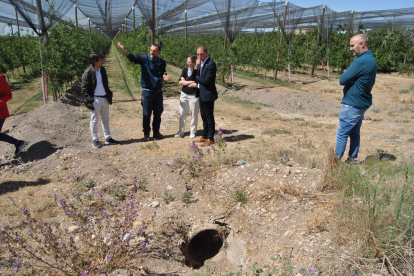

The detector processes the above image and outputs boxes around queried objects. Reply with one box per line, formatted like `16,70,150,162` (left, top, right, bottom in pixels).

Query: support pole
132,6,135,31
125,18,127,32
159,20,162,41
391,15,395,34
36,0,49,45
151,0,155,44
224,0,231,47
234,12,237,42
15,6,26,74
185,9,187,45
15,8,20,38
222,0,231,82
88,18,91,34
345,10,354,50
274,1,288,80
311,5,325,76
273,0,276,31
74,4,78,27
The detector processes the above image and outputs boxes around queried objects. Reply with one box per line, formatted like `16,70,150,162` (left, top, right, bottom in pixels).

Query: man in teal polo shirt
336,34,377,162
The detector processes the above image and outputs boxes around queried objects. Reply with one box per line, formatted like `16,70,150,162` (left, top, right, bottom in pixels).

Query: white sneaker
190,134,196,139
174,132,184,138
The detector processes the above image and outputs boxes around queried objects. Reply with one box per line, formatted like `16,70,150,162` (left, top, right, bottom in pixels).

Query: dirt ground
0,45,413,275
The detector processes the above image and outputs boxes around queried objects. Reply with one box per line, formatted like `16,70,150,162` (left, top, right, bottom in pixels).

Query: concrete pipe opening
181,229,224,269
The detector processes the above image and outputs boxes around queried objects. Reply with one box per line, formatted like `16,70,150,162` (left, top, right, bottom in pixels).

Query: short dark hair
151,44,161,51
197,45,208,53
89,52,104,66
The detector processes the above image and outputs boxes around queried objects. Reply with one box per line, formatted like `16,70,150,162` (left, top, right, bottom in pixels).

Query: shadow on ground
60,81,83,107
19,140,63,162
0,178,51,195
224,134,255,142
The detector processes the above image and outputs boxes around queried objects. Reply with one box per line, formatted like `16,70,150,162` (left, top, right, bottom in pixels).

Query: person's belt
142,88,162,93
94,95,106,98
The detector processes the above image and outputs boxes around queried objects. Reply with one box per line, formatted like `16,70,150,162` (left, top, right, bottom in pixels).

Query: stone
123,233,131,241
149,201,160,208
283,167,290,176
67,226,79,233
110,269,129,276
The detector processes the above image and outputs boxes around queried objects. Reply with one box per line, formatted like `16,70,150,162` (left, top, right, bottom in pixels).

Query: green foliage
78,113,88,119
262,129,291,136
0,32,39,75
45,23,111,100
181,190,194,204
0,23,111,101
368,29,413,73
135,176,147,190
83,179,95,189
233,190,247,204
333,159,414,252
115,22,151,88
0,191,150,275
163,191,174,204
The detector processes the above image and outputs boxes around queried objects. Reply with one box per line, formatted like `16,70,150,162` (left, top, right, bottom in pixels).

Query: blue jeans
0,118,18,145
335,104,369,160
141,90,163,134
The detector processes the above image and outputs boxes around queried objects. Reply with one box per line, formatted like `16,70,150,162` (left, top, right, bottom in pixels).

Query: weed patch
262,129,291,136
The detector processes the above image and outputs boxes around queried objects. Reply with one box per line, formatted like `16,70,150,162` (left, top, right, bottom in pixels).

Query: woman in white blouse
175,55,199,139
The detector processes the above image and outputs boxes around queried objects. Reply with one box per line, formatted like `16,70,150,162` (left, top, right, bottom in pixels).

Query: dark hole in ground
182,229,224,269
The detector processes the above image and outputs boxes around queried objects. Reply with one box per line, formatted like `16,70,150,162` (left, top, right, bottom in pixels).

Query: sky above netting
260,0,413,13
1,0,413,38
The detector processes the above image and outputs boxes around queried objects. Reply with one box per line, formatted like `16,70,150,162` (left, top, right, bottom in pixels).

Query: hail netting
165,0,226,35
71,0,140,40
152,0,210,36
1,1,414,40
2,0,74,37
211,0,258,43
135,0,209,40
320,10,337,46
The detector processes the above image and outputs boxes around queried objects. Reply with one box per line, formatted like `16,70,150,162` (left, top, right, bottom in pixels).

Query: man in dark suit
193,46,218,147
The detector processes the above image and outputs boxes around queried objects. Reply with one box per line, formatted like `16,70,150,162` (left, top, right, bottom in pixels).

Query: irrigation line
114,44,137,102
366,134,402,144
10,92,44,116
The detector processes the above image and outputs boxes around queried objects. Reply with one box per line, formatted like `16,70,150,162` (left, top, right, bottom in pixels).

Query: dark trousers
0,118,18,145
199,99,215,140
141,90,164,134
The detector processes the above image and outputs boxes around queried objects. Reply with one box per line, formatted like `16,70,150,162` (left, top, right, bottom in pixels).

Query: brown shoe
193,137,208,143
200,139,215,147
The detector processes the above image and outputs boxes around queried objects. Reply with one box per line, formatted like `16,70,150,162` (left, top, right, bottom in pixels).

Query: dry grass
319,147,340,191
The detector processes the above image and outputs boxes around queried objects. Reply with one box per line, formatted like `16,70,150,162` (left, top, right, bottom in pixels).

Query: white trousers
178,92,199,136
90,97,111,141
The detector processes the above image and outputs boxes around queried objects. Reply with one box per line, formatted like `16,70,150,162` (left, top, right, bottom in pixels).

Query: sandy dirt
0,45,413,275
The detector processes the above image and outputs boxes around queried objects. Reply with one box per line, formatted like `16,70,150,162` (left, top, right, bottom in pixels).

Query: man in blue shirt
117,42,170,140
336,34,377,162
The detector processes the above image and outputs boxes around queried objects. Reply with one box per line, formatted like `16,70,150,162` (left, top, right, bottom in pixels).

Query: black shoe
15,140,27,155
153,132,164,139
144,133,150,141
92,140,102,148
105,137,119,145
